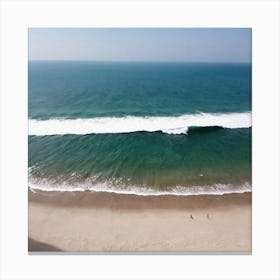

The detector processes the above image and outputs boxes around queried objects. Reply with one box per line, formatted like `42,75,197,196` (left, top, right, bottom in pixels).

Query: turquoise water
28,61,252,195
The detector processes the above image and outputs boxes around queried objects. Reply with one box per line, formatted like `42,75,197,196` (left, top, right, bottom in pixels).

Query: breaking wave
29,112,251,136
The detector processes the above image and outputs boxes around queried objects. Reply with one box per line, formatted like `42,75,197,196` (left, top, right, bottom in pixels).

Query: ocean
28,61,252,195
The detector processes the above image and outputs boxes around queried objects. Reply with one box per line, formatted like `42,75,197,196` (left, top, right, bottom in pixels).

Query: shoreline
29,190,252,252
28,183,252,197
29,189,251,209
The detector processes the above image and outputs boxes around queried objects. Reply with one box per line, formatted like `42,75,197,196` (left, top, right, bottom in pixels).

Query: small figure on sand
190,214,194,219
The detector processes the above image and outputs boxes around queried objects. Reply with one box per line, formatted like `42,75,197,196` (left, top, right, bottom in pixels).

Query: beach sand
28,190,251,253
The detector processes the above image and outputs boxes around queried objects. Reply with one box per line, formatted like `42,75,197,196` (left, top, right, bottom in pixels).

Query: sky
29,28,251,63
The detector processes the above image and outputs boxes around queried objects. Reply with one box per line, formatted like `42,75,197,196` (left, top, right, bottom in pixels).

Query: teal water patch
28,128,251,193
29,62,251,119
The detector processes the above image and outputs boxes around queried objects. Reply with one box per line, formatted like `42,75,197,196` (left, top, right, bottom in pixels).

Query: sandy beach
28,190,251,252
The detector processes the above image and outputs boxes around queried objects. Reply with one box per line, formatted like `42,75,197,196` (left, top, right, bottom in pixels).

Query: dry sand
28,190,251,253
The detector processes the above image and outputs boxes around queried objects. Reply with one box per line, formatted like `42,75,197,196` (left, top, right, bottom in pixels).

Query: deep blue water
29,62,251,119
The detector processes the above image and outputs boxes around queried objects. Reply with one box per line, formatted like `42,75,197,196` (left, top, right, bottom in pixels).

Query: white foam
28,177,252,197
28,112,251,136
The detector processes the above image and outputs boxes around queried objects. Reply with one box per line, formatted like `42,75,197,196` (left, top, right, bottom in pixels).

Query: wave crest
29,112,251,136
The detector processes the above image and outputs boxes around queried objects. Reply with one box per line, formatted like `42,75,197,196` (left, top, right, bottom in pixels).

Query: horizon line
28,59,251,64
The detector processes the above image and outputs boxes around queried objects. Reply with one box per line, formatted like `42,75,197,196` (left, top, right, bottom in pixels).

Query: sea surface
28,61,252,195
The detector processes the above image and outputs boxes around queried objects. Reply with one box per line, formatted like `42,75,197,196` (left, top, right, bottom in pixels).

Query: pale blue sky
29,28,251,62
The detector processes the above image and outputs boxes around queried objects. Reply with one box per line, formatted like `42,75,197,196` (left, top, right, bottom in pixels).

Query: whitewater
29,112,251,136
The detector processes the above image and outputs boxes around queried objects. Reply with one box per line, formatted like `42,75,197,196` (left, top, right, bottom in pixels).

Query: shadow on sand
28,237,62,252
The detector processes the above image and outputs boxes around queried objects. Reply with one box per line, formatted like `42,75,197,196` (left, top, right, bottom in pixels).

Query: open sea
28,61,252,195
